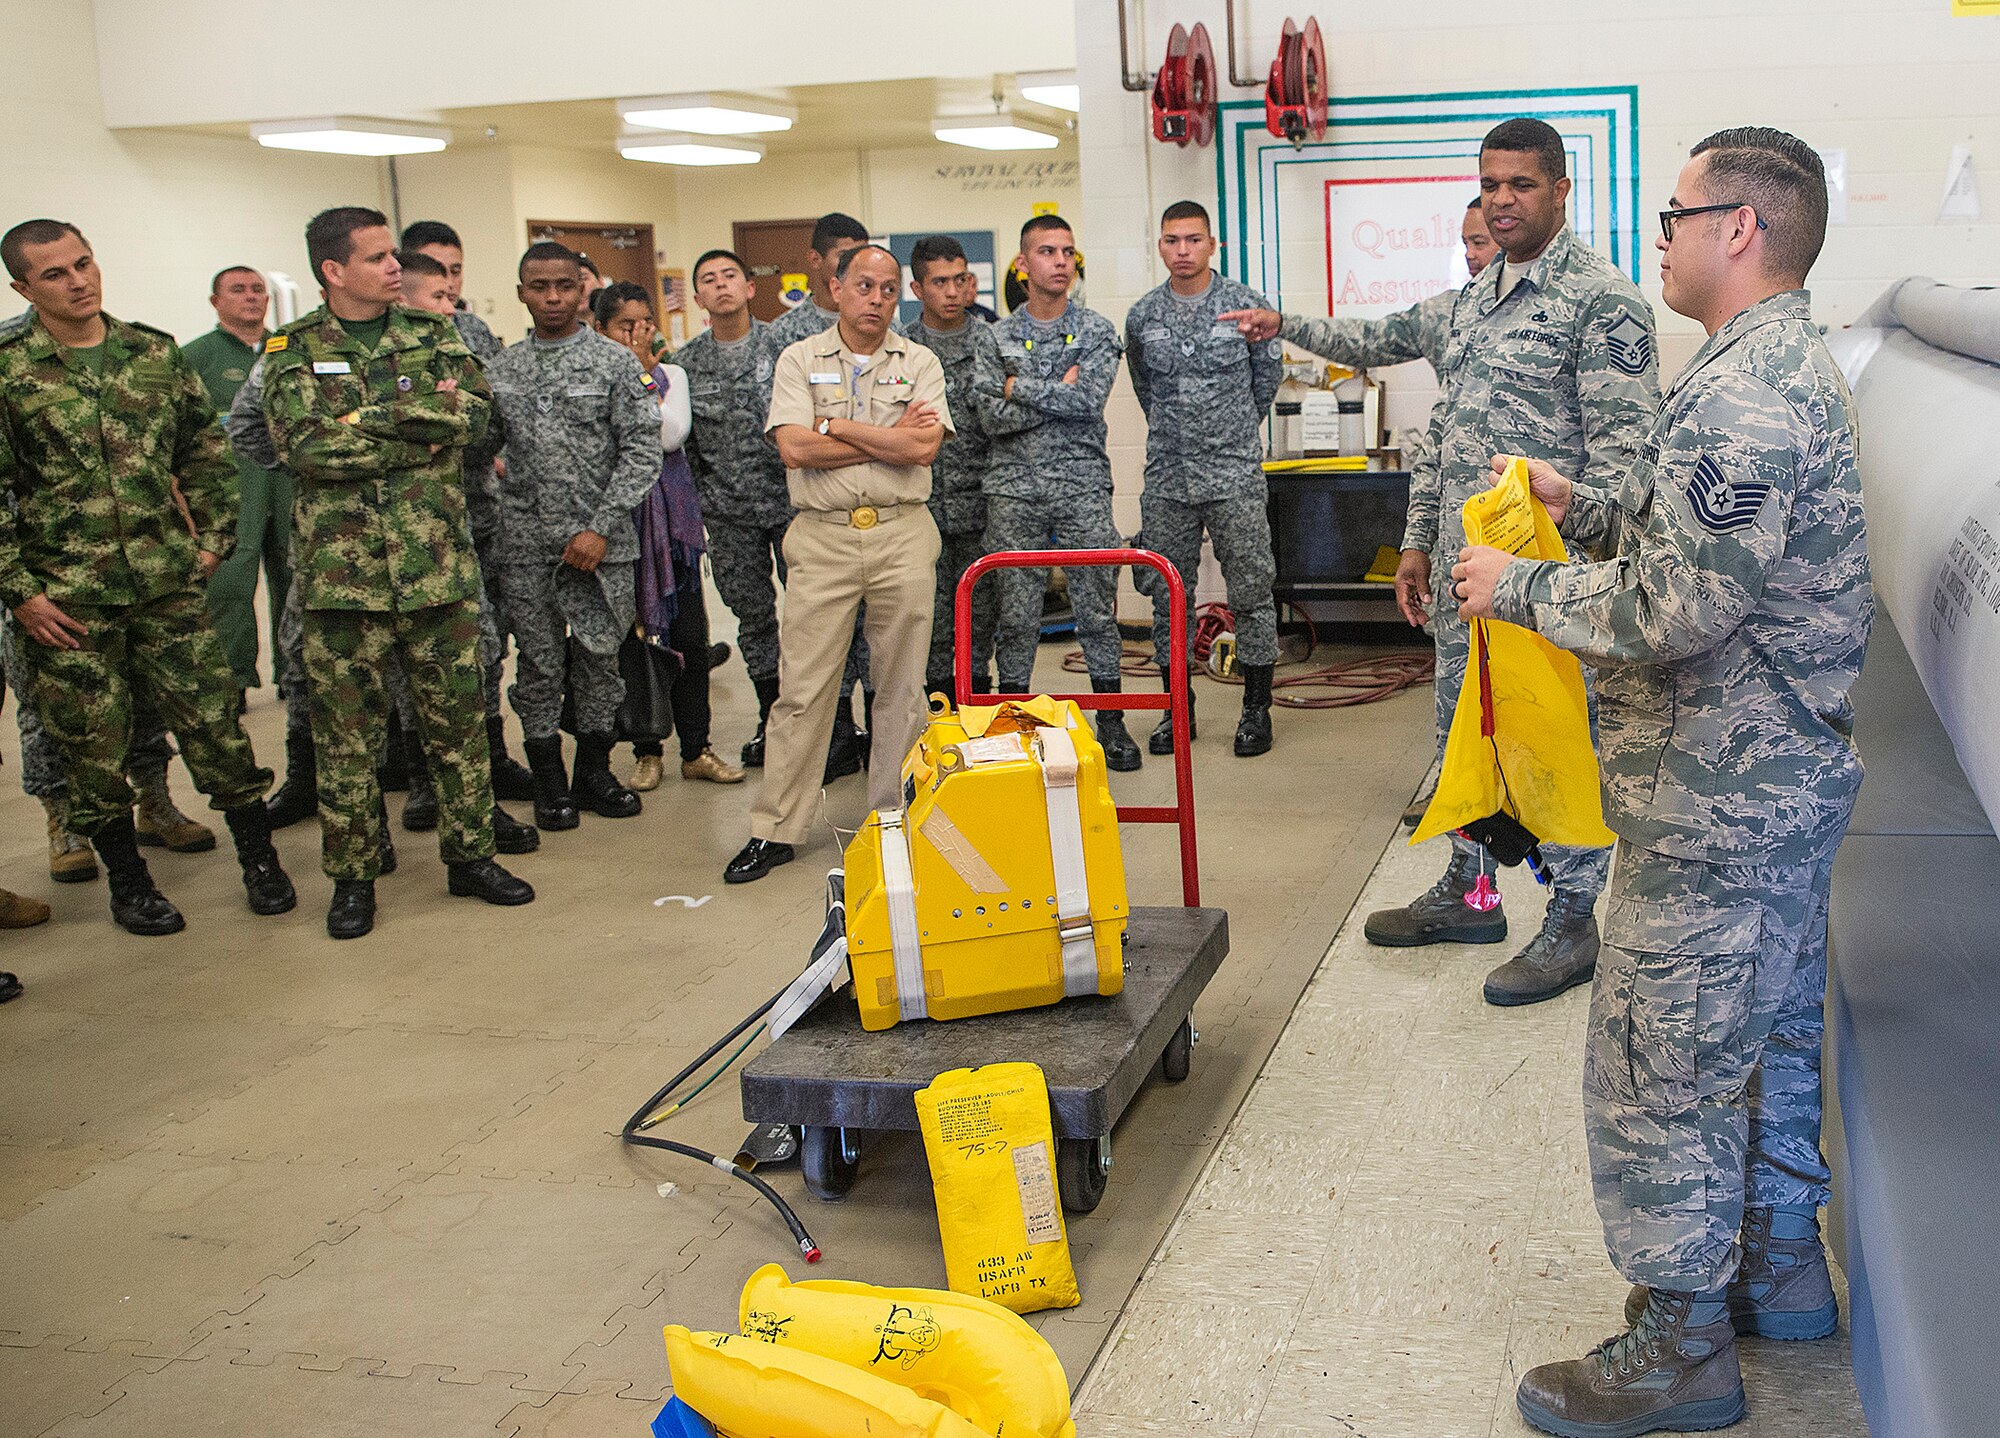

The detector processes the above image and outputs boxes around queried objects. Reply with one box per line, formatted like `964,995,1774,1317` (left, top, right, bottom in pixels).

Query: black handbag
560,632,676,742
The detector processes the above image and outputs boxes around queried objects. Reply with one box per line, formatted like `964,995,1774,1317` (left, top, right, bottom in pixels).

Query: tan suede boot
42,797,98,884
133,769,217,853
0,887,51,927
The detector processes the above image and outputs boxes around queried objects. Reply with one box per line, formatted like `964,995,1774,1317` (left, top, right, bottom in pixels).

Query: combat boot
264,724,318,829
824,693,863,783
523,736,579,831
400,726,438,832
446,857,535,906
1402,777,1437,828
0,970,22,1002
1516,1288,1745,1438
1149,665,1194,755
1484,887,1599,1006
326,879,375,940
1091,679,1141,772
486,714,536,803
1625,1206,1839,1341
0,888,51,928
491,804,540,855
42,797,98,884
91,816,184,936
221,803,297,916
572,733,642,818
377,710,410,792
741,676,780,768
1363,851,1507,947
132,766,217,852
1233,663,1274,757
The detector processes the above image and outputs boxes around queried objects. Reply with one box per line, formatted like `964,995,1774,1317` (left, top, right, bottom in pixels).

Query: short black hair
811,212,870,255
692,248,747,285
909,234,966,282
396,249,448,279
1689,126,1830,281
518,241,580,280
399,220,462,252
592,280,651,326
306,207,390,287
1021,213,1074,247
210,264,262,294
1466,196,1483,211
2,219,88,281
576,253,601,278
1160,200,1211,232
832,244,898,282
1481,118,1568,182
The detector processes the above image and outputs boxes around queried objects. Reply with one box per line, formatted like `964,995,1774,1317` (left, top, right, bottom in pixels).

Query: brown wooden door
733,218,817,323
525,220,656,295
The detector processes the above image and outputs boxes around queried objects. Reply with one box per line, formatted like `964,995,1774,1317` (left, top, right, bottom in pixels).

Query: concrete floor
0,628,1866,1436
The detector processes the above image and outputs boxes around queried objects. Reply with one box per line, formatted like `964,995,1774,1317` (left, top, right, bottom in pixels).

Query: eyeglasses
1659,203,1768,243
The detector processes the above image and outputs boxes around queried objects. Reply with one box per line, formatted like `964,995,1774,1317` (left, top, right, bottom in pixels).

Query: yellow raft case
844,697,1128,1032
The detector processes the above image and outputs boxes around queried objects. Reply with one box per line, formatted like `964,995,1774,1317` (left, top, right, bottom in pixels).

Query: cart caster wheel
801,1125,860,1202
1161,1018,1194,1082
1057,1135,1110,1213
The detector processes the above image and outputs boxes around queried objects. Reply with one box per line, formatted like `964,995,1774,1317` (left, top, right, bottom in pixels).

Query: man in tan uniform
725,245,949,883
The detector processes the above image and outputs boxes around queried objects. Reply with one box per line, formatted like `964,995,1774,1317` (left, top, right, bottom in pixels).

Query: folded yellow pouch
1413,458,1616,854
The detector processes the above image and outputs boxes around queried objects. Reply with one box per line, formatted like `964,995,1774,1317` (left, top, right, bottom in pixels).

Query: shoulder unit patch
1685,453,1772,534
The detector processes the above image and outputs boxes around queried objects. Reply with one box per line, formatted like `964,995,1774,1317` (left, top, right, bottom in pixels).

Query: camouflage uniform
1416,228,1658,897
680,321,792,683
906,316,1005,690
0,313,270,834
1126,274,1286,669
2,614,174,799
451,309,510,722
261,304,495,879
1491,290,1871,1289
483,326,663,737
228,359,422,746
986,300,1126,687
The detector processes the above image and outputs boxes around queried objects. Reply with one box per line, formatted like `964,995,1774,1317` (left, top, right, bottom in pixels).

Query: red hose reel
1150,21,1218,147
1265,16,1328,147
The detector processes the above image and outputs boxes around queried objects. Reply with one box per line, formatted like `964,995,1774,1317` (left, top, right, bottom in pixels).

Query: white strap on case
878,810,929,1021
1035,726,1099,998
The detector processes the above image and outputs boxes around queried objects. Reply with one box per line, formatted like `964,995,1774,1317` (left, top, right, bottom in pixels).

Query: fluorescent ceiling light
251,118,449,156
618,132,764,166
933,110,1060,151
618,93,795,135
1017,71,1081,112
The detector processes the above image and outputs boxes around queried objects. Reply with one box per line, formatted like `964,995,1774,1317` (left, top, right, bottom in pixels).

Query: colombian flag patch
639,371,658,392
264,334,289,354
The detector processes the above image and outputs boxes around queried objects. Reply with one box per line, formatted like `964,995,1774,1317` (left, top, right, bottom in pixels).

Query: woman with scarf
593,283,744,788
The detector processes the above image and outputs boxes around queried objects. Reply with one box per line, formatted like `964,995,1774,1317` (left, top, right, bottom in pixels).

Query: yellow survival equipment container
844,696,1128,1032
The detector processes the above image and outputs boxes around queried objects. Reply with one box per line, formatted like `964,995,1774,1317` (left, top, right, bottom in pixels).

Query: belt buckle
850,505,879,530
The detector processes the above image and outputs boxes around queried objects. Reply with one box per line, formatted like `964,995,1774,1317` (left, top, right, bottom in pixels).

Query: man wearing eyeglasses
1235,118,1659,1005
1454,128,1869,1438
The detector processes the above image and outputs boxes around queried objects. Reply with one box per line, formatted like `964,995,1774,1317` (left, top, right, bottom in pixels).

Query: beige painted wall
3,0,387,343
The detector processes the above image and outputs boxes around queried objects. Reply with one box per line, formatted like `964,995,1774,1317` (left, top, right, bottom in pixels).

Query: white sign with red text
1323,175,1478,319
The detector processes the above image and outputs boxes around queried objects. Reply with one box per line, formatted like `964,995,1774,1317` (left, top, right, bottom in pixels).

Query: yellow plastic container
844,697,1127,1032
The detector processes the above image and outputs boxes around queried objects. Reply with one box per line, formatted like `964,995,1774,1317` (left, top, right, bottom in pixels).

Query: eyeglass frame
1659,203,1768,243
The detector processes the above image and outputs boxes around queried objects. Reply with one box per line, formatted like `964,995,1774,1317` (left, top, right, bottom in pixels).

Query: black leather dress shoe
327,879,376,940
724,838,794,884
446,858,535,906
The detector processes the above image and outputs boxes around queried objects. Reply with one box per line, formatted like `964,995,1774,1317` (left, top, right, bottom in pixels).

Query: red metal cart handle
953,548,1200,908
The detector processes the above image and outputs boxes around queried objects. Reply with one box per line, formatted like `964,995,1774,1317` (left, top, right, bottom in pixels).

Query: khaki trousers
752,508,939,846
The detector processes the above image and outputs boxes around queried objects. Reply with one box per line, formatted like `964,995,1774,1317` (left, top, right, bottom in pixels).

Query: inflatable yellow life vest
664,1326,990,1438
1414,458,1616,854
738,1265,1074,1438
